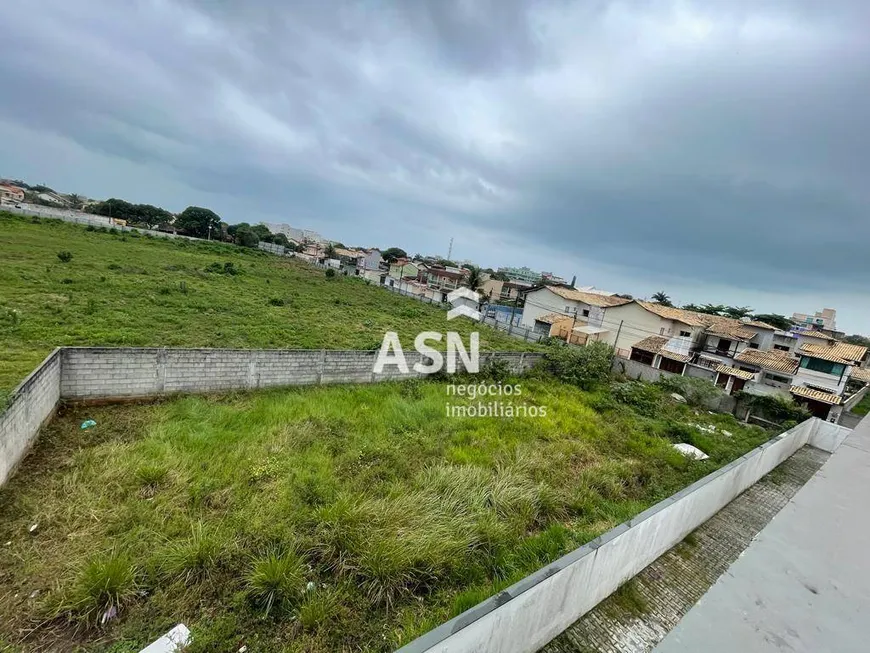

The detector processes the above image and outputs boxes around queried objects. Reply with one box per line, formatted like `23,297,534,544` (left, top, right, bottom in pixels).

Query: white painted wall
521,288,574,328
793,364,850,394
597,303,700,354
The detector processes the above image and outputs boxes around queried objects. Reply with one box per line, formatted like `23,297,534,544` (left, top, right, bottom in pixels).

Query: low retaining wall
0,350,61,485
0,348,544,486
59,348,545,401
398,417,842,653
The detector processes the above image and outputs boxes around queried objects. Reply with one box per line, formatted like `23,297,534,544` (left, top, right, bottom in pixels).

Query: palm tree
651,291,672,307
324,243,337,258
67,193,82,209
464,265,483,291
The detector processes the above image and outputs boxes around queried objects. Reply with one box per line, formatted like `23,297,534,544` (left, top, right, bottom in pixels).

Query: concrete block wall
0,349,61,485
59,348,546,401
398,418,826,653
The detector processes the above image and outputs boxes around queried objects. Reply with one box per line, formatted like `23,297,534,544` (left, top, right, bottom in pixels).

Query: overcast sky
2,0,868,332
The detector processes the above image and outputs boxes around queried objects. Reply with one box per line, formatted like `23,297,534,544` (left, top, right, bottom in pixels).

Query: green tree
270,233,291,248
67,193,82,209
752,314,793,331
175,206,221,239
324,243,337,258
652,291,672,306
545,341,613,390
464,265,484,291
381,247,407,262
723,306,753,319
697,304,726,315
843,334,870,347
490,270,510,281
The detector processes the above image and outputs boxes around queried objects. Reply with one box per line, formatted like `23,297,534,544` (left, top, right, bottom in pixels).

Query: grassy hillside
0,212,531,393
0,376,770,652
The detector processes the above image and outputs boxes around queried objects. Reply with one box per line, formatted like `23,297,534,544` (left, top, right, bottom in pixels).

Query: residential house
418,264,467,302
388,258,420,282
480,279,533,304
297,242,327,265
629,335,693,375
0,184,25,203
789,341,867,417
521,286,633,338
732,348,800,394
332,247,363,275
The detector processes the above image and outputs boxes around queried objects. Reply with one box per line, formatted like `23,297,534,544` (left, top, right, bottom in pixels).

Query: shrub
245,549,305,614
325,268,336,278
57,251,73,263
611,380,661,415
267,297,285,307
545,341,613,390
657,375,722,407
480,357,512,382
60,278,74,285
734,392,811,423
205,261,239,275
85,225,96,232
107,263,121,270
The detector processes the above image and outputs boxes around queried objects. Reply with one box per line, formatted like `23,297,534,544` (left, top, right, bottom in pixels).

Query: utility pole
508,293,519,328
447,237,453,261
566,311,576,345
613,320,624,354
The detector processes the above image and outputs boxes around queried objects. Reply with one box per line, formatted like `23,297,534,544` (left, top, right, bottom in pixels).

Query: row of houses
268,237,867,420
519,285,867,420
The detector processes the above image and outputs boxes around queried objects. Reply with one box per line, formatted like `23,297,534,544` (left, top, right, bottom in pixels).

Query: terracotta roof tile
534,312,573,325
715,365,756,381
799,342,867,365
849,367,870,384
631,335,691,362
734,349,799,374
544,286,633,307
790,385,843,405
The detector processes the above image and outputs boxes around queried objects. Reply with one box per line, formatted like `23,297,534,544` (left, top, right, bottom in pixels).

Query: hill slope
0,213,530,393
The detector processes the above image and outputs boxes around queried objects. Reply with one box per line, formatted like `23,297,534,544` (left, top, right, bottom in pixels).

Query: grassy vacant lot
0,374,771,652
0,212,530,394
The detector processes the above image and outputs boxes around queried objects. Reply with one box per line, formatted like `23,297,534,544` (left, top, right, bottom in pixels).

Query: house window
764,373,792,385
630,349,655,366
658,357,685,374
749,343,759,349
774,344,790,352
582,309,590,317
800,357,845,376
660,328,666,335
679,330,691,338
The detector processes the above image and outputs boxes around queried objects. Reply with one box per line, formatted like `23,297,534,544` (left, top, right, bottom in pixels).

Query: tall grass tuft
54,549,139,625
156,522,228,585
245,548,305,615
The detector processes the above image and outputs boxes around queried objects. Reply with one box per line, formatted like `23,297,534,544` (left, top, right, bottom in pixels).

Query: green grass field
0,375,772,652
0,212,531,395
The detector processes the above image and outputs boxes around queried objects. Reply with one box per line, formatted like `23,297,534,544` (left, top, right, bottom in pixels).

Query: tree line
87,198,300,250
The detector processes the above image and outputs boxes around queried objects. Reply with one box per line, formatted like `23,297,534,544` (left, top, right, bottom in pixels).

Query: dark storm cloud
2,0,870,303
